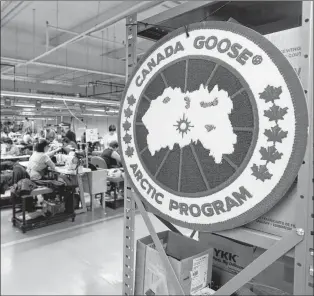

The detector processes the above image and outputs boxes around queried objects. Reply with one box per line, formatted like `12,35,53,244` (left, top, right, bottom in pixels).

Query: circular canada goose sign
119,21,308,231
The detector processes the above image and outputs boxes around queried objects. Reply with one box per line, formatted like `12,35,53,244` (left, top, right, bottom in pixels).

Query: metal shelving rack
122,1,313,295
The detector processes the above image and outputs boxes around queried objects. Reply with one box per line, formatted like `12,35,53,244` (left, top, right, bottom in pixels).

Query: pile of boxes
199,232,293,295
135,229,293,295
135,231,214,295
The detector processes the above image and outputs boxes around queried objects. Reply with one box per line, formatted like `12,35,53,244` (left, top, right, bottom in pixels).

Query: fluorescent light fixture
84,113,118,117
85,108,119,113
14,104,57,109
86,108,105,112
15,104,35,108
42,105,57,109
1,92,99,104
28,118,55,120
0,91,121,106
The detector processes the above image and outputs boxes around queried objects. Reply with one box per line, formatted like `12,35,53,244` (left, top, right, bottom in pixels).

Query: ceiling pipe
47,24,123,45
87,90,123,97
1,103,117,113
0,63,16,91
1,1,164,74
1,56,125,78
1,112,119,118
1,1,12,11
0,90,121,106
95,80,125,87
1,1,32,27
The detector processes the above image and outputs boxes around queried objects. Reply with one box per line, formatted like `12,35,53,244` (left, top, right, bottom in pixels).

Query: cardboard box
135,231,213,295
252,248,294,295
245,178,298,236
199,232,293,295
199,232,255,291
265,27,302,79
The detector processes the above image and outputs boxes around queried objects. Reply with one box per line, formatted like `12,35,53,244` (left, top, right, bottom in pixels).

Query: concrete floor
1,207,192,295
1,204,123,245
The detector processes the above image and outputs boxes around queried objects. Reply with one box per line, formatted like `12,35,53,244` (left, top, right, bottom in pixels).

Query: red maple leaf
264,105,288,122
123,120,131,132
259,85,282,103
124,107,133,118
123,133,132,144
251,164,273,181
260,146,283,163
125,146,134,158
127,95,136,106
264,125,288,143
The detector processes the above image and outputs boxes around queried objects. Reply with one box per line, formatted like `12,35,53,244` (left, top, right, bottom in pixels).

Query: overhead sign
86,128,98,143
118,22,308,231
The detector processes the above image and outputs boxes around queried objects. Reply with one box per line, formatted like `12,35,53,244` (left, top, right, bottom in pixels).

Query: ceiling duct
138,1,302,41
137,1,223,41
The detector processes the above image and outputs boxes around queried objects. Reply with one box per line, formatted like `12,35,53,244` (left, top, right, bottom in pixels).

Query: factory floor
1,206,191,295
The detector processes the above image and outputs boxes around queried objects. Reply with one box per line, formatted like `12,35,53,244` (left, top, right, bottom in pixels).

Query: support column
293,2,314,294
122,14,138,296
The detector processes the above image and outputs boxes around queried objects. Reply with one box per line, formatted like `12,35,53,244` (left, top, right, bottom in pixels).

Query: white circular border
120,27,296,225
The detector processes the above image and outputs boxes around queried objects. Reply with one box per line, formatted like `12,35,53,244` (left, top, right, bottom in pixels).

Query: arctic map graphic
142,84,237,163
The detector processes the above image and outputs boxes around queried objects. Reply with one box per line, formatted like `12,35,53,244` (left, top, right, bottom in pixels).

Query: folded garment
0,161,15,171
0,171,13,194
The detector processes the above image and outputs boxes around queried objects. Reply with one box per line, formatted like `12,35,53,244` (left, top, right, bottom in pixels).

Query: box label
191,254,209,294
254,216,296,231
144,246,169,295
265,27,302,78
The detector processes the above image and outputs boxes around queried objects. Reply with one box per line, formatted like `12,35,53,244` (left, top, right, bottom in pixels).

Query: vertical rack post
122,14,137,296
293,1,314,294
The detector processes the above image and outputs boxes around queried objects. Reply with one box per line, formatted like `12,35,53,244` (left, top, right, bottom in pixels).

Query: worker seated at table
22,130,33,146
101,140,122,169
46,127,56,142
1,130,9,139
4,138,20,156
62,137,78,154
27,139,61,180
101,140,124,199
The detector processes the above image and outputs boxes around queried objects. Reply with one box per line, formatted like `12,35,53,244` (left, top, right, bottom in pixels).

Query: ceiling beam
137,1,213,32
1,26,126,77
1,1,32,27
102,39,153,59
49,1,145,47
1,56,125,78
1,78,86,94
0,90,121,107
1,1,164,75
0,110,119,118
1,77,121,97
47,24,123,46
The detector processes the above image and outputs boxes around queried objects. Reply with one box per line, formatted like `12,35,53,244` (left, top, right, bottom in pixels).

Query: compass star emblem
173,113,194,138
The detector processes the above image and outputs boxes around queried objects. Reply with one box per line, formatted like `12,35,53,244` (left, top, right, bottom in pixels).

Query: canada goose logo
119,22,308,231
